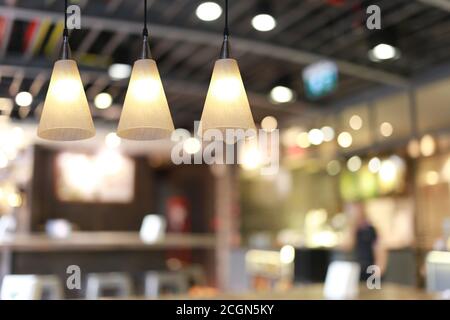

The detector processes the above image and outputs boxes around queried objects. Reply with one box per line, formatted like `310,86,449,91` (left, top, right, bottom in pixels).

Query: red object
327,0,346,6
166,196,191,233
23,20,39,52
166,196,192,264
0,17,6,48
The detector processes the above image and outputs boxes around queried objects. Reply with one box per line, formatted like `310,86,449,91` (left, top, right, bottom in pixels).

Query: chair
1,275,64,300
85,272,133,299
144,271,188,298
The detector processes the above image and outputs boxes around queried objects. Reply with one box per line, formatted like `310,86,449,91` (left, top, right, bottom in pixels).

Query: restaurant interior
1,0,450,300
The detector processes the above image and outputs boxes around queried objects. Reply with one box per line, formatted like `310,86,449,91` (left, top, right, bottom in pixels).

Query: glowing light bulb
270,86,295,104
183,138,202,155
105,132,121,148
308,128,324,146
15,91,33,107
252,14,277,32
349,115,363,130
95,93,113,110
196,2,222,21
280,245,295,264
338,132,353,148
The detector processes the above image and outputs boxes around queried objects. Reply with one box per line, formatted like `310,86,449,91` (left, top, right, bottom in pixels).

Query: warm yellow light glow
7,192,22,208
368,157,381,173
425,171,439,186
38,60,95,141
420,134,436,157
94,92,113,110
52,79,80,102
349,115,363,130
379,159,397,184
95,149,125,175
199,59,255,137
347,156,362,172
183,138,202,155
321,126,335,142
281,127,301,147
117,59,174,140
15,91,33,107
240,146,262,171
261,116,278,132
337,132,352,148
105,132,121,148
380,122,394,137
407,139,421,158
280,245,295,264
296,132,310,149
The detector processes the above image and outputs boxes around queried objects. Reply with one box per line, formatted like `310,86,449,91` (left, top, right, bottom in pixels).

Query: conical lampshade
117,59,174,140
199,58,256,137
38,60,95,141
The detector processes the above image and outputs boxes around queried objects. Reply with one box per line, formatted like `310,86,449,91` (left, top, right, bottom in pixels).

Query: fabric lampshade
117,59,174,140
38,60,95,141
199,58,256,138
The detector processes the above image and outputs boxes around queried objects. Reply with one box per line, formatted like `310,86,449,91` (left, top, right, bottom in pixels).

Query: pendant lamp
38,0,95,141
117,0,174,140
199,0,256,138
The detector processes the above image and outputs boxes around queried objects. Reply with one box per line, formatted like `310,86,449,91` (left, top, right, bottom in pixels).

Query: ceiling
0,0,450,130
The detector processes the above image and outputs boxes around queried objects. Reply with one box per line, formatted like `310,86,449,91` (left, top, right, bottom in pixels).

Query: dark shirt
355,224,377,280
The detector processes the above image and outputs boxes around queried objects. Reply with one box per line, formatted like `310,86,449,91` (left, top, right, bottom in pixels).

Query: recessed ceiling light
196,2,222,22
15,91,33,107
252,14,277,32
270,86,295,104
108,63,132,80
369,43,401,62
94,92,113,110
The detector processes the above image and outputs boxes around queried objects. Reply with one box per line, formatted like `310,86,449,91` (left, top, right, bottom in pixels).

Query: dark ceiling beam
0,5,409,87
417,0,450,11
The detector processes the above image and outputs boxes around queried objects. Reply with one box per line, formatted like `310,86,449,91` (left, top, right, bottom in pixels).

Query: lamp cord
224,0,229,37
143,0,149,37
63,0,68,37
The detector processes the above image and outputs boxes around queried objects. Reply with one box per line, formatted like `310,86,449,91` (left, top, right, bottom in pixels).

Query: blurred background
1,0,450,300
